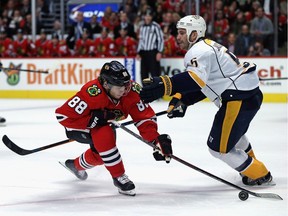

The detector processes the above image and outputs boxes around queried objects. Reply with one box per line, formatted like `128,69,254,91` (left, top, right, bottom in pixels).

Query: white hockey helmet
177,15,206,43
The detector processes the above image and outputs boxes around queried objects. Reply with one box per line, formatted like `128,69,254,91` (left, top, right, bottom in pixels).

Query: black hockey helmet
99,61,131,86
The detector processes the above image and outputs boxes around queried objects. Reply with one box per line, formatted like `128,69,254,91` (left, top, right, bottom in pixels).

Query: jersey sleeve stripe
187,71,206,88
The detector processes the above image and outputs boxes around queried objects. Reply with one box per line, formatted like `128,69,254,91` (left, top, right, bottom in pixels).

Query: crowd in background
0,0,287,58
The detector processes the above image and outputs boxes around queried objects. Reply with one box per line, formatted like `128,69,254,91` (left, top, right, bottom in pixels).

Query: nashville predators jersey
180,38,259,103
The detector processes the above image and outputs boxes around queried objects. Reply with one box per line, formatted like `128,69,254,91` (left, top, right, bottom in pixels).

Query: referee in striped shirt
136,9,164,83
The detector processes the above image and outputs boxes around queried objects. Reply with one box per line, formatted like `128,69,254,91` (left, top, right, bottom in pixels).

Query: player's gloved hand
153,134,172,163
140,75,172,103
167,93,187,119
88,109,116,128
0,61,2,72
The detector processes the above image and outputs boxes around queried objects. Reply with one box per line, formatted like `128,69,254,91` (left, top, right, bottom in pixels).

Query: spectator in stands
74,29,94,57
161,11,178,38
93,28,115,57
174,2,186,18
234,24,255,56
250,7,274,53
0,17,8,34
0,31,14,57
230,11,247,35
5,0,15,19
214,10,230,44
7,9,25,36
120,1,138,24
22,14,32,34
89,15,102,39
162,25,178,57
36,0,50,15
34,29,50,57
154,3,164,24
0,30,14,57
248,40,271,56
114,11,136,39
101,6,113,30
52,20,63,40
223,32,236,53
66,11,92,50
47,33,70,57
13,29,32,57
278,1,287,48
20,0,31,17
114,26,137,57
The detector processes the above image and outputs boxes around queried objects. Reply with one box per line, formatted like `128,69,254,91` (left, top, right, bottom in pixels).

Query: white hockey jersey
184,39,259,103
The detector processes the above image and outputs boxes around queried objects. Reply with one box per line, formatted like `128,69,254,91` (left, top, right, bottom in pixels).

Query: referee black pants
139,50,161,83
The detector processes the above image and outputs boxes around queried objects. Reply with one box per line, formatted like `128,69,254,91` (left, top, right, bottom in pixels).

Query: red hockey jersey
55,79,159,142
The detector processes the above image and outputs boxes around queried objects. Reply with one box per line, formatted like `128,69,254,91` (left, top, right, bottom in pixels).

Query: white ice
0,99,287,216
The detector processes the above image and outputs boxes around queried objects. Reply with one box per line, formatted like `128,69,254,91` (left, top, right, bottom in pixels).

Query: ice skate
113,174,136,196
242,172,275,186
59,160,88,180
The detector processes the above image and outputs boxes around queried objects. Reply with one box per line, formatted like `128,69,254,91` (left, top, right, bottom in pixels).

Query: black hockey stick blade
2,135,72,156
249,191,283,200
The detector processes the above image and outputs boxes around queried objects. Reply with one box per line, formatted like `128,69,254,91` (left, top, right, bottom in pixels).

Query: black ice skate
113,174,136,196
59,159,88,180
242,172,275,186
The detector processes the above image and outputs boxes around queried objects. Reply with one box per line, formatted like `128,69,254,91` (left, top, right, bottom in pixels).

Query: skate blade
118,188,136,196
58,161,87,181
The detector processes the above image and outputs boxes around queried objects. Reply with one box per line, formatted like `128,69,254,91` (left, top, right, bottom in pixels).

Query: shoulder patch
131,82,142,94
87,84,101,96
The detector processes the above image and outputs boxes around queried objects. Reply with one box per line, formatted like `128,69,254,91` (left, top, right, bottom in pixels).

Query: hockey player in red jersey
140,15,273,187
55,61,172,196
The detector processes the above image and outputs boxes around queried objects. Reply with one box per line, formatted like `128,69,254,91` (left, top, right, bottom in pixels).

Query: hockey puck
238,191,249,201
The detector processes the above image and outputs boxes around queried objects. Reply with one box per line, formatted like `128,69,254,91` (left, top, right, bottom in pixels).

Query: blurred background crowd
0,0,287,58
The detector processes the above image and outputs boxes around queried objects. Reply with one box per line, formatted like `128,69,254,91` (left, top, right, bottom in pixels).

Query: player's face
176,28,189,50
108,82,131,99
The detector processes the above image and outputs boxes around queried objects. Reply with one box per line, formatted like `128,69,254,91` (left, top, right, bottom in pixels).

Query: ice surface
0,99,287,216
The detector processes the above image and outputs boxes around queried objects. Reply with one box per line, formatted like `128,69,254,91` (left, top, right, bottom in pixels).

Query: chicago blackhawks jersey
55,79,159,142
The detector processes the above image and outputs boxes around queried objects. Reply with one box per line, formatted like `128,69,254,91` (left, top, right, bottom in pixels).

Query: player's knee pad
208,147,249,170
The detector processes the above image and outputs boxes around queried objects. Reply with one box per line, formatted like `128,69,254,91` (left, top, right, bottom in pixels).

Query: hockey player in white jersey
140,15,273,186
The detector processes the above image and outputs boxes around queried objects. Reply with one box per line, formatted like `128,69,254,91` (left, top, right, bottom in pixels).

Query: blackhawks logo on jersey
87,84,101,96
131,82,141,94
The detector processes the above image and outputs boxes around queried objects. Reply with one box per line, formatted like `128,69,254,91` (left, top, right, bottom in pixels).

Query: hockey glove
88,109,116,128
153,134,172,163
140,75,172,103
167,93,187,119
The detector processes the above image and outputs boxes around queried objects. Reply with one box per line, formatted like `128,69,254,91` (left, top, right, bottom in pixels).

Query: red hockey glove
167,93,187,119
88,109,116,128
153,134,172,163
140,76,172,103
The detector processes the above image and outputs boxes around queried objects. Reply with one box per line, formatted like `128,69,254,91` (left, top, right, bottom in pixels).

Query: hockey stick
0,67,49,74
2,110,167,156
259,77,288,81
112,121,283,200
